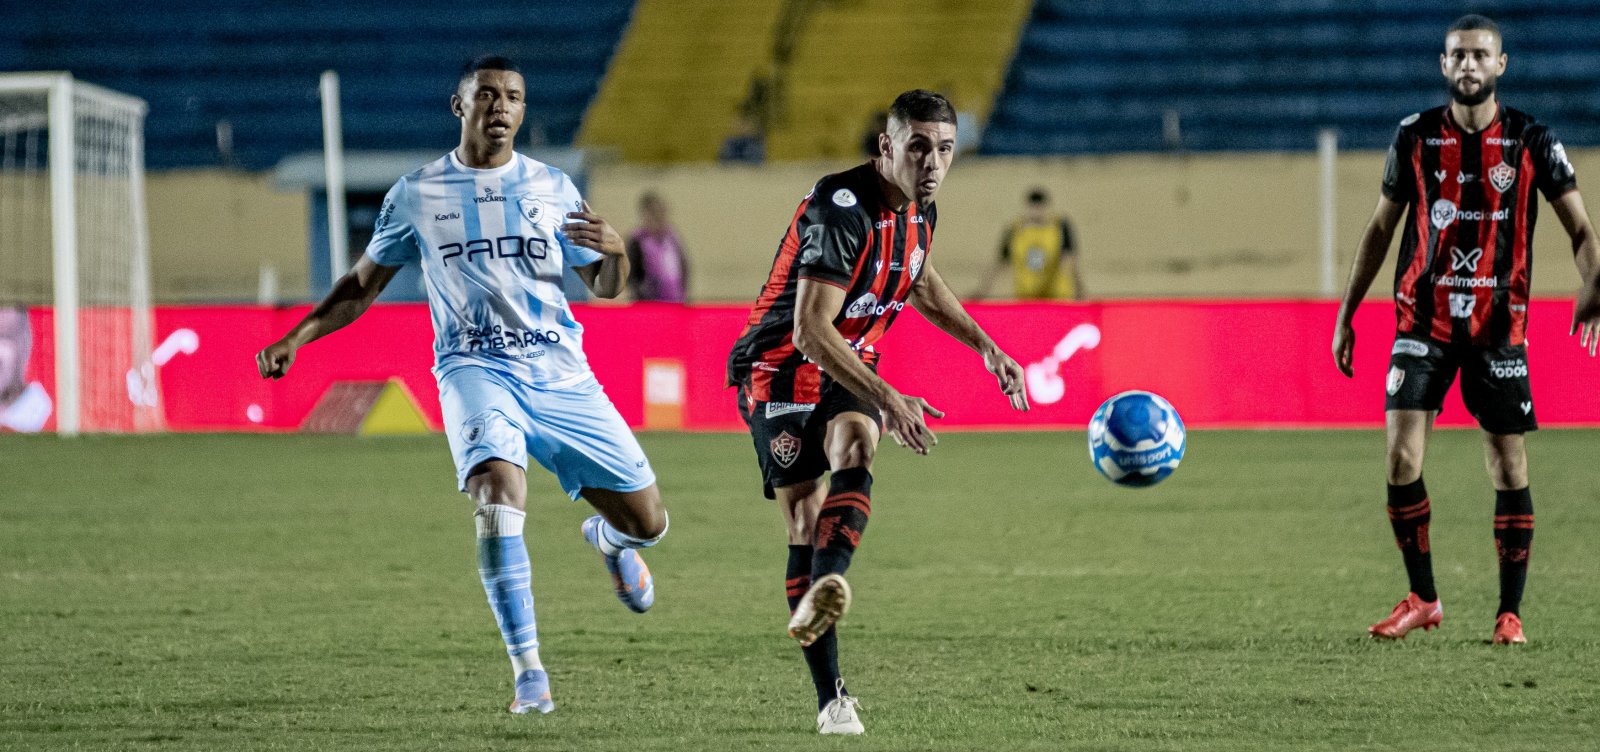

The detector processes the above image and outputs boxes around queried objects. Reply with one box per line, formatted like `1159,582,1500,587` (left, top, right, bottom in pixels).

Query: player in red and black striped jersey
726,90,1029,734
1333,15,1600,646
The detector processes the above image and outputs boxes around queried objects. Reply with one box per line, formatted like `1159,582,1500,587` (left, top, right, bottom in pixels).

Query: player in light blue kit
255,56,667,715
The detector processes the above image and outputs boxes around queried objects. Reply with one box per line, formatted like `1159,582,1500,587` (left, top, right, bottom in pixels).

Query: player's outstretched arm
1332,195,1406,378
792,278,942,454
1549,190,1600,356
1576,266,1600,354
256,255,399,379
911,262,1029,411
565,201,630,299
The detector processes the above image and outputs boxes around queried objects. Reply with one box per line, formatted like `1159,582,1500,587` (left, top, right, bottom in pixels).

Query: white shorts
437,365,655,499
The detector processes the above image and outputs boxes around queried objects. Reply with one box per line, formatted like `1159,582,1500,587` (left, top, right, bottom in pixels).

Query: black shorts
735,376,881,499
1385,335,1536,434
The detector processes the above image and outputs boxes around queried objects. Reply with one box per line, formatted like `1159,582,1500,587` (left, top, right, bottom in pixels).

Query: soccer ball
1087,391,1185,487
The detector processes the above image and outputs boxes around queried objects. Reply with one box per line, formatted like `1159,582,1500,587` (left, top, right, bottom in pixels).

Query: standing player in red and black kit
727,90,1029,734
1333,15,1600,645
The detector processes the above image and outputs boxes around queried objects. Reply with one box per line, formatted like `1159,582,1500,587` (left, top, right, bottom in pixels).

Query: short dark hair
888,89,957,129
1027,188,1049,205
1448,14,1500,38
458,55,521,90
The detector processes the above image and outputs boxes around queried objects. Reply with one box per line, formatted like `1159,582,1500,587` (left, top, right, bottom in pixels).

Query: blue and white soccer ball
1087,391,1186,487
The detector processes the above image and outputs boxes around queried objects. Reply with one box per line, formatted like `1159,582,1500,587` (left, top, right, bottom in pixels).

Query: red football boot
1369,593,1443,639
1492,612,1526,645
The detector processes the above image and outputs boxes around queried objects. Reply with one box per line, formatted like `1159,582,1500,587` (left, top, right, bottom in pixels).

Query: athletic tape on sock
475,503,525,539
597,510,669,555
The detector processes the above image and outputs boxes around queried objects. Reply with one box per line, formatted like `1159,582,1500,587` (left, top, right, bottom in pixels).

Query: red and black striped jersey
727,162,936,402
1383,104,1577,347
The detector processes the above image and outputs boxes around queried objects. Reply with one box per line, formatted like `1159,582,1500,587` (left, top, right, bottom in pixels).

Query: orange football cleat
1369,592,1443,639
1492,612,1526,645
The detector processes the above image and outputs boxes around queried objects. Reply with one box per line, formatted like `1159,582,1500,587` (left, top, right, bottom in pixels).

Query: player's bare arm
1332,195,1407,377
565,200,629,299
791,278,942,455
1577,266,1600,348
256,255,400,379
1549,190,1600,355
911,261,1029,411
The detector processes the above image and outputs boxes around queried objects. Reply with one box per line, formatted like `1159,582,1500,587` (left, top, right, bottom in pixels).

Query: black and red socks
1387,478,1437,602
811,468,873,579
788,544,842,711
1493,487,1533,616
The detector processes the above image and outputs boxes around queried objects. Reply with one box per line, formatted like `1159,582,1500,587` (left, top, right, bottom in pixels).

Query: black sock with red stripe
812,468,873,579
1387,478,1436,602
1494,488,1534,616
788,544,842,711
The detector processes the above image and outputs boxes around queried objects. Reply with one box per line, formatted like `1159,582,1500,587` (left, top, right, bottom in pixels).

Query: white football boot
817,679,864,735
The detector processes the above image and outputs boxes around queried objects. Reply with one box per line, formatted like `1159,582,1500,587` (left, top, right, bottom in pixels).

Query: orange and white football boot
1368,592,1442,639
1492,612,1526,645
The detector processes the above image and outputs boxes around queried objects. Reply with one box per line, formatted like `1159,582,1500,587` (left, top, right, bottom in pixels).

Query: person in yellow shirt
973,188,1082,300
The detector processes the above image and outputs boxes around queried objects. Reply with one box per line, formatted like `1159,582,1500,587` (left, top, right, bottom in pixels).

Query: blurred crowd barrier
12,298,1598,434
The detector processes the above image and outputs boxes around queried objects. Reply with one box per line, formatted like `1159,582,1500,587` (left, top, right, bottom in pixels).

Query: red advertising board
8,300,1598,433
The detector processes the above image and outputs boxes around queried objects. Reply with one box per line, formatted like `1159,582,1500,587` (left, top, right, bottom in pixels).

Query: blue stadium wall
0,0,636,169
985,0,1600,155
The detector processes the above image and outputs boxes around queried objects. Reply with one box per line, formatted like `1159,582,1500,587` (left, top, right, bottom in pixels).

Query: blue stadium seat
987,2,1600,155
0,1,636,168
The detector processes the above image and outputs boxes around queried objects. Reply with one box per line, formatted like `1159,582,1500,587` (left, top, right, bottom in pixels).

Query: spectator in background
626,192,689,303
973,188,1083,301
719,112,766,164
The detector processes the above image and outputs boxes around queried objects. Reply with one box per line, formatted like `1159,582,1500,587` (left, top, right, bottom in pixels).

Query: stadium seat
986,1,1600,154
578,0,788,163
0,1,636,169
763,0,1033,161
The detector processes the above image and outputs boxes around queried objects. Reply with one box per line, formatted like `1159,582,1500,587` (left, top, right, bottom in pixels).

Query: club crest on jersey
832,188,857,208
517,195,544,224
1488,162,1516,193
1429,199,1458,229
909,245,925,278
771,431,802,468
1387,367,1405,396
462,416,487,444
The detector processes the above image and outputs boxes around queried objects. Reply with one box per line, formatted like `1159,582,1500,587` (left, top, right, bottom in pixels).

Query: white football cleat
788,573,851,647
817,680,863,735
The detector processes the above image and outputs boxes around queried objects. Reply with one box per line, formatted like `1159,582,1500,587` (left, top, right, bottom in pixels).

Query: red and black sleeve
795,195,870,289
1526,126,1578,201
1381,125,1418,203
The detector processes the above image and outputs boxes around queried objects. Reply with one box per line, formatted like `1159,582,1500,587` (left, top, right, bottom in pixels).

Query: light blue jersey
365,151,603,388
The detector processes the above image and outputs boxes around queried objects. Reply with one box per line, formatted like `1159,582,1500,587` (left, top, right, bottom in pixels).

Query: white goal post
0,72,157,435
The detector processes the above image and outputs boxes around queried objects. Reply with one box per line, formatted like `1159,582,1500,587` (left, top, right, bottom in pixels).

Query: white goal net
0,73,158,434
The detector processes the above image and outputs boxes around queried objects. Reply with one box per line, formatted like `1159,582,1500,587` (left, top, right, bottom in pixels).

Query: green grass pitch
3,430,1598,751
